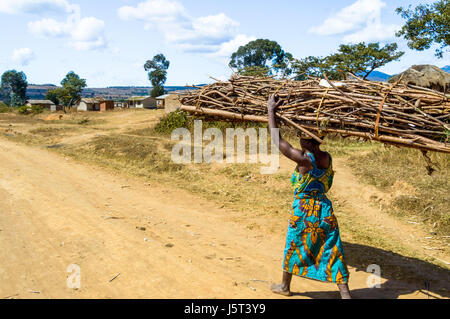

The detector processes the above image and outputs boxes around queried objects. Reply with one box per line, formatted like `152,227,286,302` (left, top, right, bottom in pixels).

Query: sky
0,0,448,87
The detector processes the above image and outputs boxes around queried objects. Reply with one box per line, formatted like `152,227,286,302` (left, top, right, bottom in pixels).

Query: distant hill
26,85,201,100
365,71,391,82
442,65,450,73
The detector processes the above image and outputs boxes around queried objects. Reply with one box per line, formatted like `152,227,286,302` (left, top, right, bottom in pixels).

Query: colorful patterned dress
282,152,349,284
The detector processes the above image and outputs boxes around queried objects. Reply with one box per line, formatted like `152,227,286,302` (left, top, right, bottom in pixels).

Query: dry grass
29,126,82,137
349,148,450,236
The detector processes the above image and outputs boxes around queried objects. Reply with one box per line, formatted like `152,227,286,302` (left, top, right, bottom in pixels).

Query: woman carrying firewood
267,94,351,299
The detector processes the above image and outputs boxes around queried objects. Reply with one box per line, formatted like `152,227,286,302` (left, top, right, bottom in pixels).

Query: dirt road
0,138,446,299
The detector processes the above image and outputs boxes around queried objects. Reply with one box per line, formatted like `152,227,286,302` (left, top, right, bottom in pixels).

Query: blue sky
0,0,448,87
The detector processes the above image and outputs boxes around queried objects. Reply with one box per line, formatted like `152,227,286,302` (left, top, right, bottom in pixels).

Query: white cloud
209,34,257,59
118,0,247,55
28,18,68,37
118,0,187,24
28,11,107,51
343,23,399,43
12,48,35,66
309,0,399,43
1,0,107,51
0,0,74,14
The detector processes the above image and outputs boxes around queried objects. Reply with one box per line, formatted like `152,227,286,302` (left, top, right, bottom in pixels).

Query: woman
267,94,351,299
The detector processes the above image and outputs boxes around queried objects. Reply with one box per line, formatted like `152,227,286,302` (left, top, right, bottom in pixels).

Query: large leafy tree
0,70,28,107
60,71,87,107
230,39,293,77
396,0,449,58
293,42,404,80
144,54,170,98
45,87,67,106
292,56,330,80
326,42,404,79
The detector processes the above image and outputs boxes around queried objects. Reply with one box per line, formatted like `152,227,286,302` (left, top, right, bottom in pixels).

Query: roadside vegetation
350,148,450,236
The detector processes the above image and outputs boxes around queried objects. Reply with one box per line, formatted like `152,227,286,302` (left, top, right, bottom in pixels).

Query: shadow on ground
291,242,450,299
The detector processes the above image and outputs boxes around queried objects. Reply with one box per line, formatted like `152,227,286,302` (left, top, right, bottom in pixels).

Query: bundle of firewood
179,74,450,153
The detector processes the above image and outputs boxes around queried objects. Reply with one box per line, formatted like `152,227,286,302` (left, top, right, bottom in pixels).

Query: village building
156,91,185,114
77,98,114,112
26,99,57,112
127,96,156,109
114,101,125,108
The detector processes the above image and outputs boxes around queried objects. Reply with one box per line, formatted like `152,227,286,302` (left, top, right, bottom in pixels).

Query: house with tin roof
77,98,114,112
26,99,58,112
126,96,156,109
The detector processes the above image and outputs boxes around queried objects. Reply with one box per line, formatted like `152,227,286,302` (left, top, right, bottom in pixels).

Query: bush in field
0,102,11,113
154,110,192,135
153,110,269,136
18,105,30,114
31,105,44,114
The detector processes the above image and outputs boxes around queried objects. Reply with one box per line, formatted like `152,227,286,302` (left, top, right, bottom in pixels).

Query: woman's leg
271,271,292,296
337,283,352,299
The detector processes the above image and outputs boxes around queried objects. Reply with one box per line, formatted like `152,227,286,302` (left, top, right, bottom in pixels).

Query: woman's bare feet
270,283,292,296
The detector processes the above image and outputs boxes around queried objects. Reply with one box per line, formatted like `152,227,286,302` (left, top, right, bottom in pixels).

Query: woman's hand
267,94,283,113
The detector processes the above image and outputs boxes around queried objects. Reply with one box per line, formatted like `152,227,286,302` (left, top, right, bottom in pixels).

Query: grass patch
29,126,81,137
349,147,450,236
70,134,184,174
0,103,14,113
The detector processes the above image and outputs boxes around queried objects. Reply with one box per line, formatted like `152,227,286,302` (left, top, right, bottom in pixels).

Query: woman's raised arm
267,94,311,169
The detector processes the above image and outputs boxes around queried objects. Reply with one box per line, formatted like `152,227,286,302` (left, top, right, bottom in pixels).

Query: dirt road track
0,139,445,299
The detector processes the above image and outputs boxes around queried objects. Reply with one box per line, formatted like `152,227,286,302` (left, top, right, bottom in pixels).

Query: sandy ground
0,110,448,299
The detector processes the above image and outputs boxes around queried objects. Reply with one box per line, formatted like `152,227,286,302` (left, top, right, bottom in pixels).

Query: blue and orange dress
283,152,349,284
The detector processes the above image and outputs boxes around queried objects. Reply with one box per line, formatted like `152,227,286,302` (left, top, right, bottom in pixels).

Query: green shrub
18,105,30,115
0,102,11,113
154,110,193,135
153,110,268,136
31,105,44,114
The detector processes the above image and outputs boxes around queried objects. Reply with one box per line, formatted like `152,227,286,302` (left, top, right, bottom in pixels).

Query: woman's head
300,137,321,151
297,131,325,151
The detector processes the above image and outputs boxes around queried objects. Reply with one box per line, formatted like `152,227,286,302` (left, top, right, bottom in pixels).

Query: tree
45,87,66,106
230,39,293,77
293,42,404,80
326,43,404,80
144,54,170,98
292,56,330,80
396,0,449,58
60,71,87,107
0,70,28,107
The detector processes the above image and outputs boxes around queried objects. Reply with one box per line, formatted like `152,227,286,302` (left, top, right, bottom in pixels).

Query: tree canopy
45,87,66,106
44,71,86,110
229,39,293,77
144,54,170,98
396,0,449,58
293,42,404,80
60,71,87,107
0,70,28,107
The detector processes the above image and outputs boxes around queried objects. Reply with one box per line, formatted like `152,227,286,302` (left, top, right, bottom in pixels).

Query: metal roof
27,99,55,105
127,96,151,101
